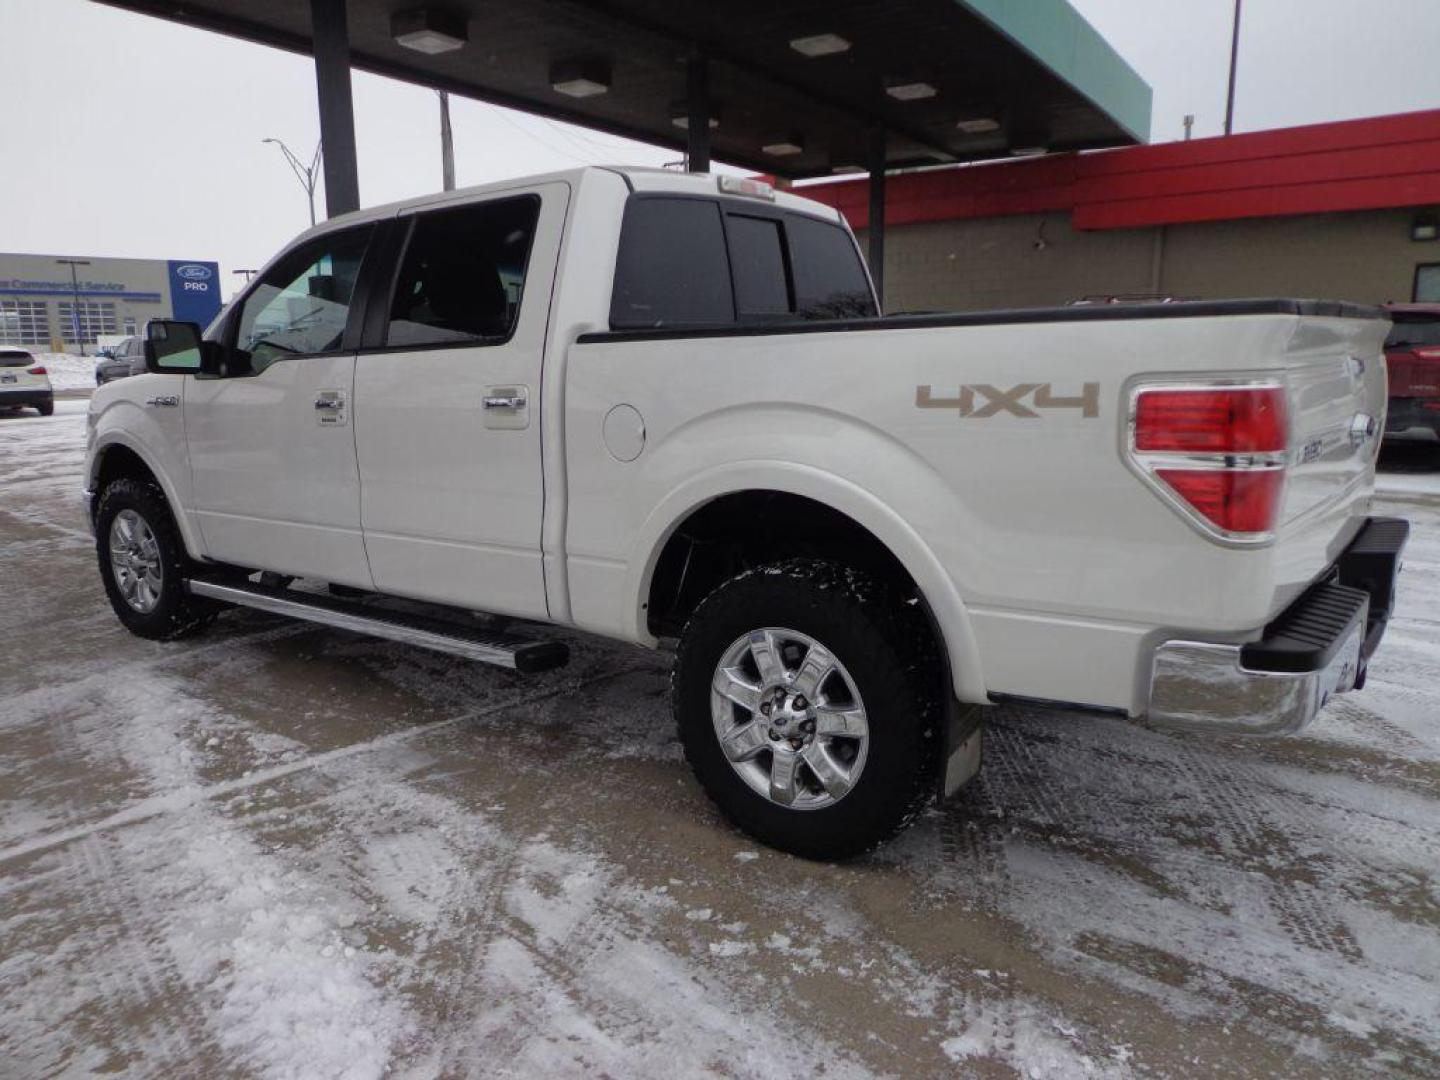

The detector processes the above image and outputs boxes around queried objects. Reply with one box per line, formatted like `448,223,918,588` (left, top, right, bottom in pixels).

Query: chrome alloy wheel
109,508,163,614
710,627,870,811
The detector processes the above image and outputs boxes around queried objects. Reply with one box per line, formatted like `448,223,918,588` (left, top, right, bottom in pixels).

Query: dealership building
806,108,1440,314
0,253,223,352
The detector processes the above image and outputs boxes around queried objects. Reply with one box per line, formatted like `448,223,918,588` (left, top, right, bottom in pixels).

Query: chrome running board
185,577,569,674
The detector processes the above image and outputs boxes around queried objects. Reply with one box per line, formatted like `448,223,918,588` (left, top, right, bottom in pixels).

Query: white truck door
184,224,377,588
353,183,567,620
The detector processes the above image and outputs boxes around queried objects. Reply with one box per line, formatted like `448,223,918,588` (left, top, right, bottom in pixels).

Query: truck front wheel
673,558,942,860
96,479,217,641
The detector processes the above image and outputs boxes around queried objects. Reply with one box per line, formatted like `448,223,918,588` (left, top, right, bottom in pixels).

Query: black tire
96,478,217,640
673,558,943,860
37,400,54,417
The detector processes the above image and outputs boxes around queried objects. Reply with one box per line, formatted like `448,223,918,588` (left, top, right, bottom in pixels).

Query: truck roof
306,166,845,238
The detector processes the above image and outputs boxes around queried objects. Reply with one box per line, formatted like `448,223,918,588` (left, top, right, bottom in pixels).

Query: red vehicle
1383,304,1440,438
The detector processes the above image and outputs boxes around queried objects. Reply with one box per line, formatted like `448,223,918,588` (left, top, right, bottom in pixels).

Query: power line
488,107,596,165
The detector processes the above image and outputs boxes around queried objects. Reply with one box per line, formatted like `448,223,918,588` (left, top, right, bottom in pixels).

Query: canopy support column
311,0,360,216
686,53,711,173
868,127,887,310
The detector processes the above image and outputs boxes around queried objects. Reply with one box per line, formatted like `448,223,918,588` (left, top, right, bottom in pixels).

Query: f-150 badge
916,383,1100,419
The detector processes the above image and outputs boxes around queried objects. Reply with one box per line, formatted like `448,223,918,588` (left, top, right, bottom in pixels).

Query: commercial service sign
167,260,223,327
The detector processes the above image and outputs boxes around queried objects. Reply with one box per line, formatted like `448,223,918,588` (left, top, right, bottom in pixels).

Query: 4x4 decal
916,382,1100,419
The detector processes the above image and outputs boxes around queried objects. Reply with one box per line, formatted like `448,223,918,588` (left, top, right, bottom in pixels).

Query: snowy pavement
2,401,1438,1078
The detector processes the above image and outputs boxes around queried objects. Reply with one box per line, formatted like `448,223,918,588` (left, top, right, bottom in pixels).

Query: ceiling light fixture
885,80,938,102
671,103,720,130
550,58,611,98
390,8,467,54
955,117,1001,135
761,134,805,157
789,33,851,58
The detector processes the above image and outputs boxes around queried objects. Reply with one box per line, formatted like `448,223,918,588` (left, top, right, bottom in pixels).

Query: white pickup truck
84,166,1407,858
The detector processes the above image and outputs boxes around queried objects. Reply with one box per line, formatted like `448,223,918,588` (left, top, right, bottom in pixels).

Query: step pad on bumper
186,577,569,674
1239,583,1368,674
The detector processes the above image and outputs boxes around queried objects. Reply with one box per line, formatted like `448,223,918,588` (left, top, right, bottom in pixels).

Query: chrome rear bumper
1146,516,1406,736
1148,624,1363,736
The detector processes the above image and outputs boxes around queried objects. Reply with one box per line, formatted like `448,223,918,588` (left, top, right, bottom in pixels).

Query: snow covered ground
2,401,1438,1078
25,352,97,392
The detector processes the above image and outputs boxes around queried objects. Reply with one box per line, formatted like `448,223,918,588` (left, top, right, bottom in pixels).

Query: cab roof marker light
717,176,775,201
789,33,851,57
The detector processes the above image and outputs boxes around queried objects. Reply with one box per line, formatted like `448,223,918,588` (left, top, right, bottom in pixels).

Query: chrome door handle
314,397,344,410
483,393,526,410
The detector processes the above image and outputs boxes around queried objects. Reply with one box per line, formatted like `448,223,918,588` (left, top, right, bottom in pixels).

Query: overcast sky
3,0,1438,297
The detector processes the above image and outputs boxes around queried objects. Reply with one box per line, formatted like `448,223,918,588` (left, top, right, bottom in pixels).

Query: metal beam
868,128,887,310
686,54,710,173
310,0,360,216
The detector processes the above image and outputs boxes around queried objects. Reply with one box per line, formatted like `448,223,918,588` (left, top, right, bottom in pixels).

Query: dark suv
95,336,145,385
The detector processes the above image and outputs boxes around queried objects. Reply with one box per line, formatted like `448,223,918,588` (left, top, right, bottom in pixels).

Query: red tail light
1155,469,1285,534
1135,387,1287,453
1128,383,1289,541
26,365,47,376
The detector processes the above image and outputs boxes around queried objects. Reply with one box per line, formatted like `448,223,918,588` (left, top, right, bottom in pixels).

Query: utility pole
1224,0,1243,136
55,258,91,356
438,90,456,191
262,137,323,226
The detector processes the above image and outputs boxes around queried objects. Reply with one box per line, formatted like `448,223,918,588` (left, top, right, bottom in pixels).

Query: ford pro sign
167,259,222,327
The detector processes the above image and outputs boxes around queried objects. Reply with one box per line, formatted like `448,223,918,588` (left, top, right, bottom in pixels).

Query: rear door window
386,195,540,347
787,215,876,319
726,215,791,318
610,198,734,328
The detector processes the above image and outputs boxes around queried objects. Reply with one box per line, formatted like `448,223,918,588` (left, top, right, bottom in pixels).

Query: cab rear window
609,196,875,330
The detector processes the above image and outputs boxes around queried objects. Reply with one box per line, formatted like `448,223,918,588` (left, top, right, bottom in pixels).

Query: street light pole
1224,0,1243,136
438,90,456,191
262,137,323,226
56,258,91,356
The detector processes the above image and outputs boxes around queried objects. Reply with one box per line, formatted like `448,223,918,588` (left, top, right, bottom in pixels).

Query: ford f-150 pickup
84,166,1408,858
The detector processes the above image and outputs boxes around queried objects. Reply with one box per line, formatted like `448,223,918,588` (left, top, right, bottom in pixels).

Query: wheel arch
626,463,986,702
89,434,205,560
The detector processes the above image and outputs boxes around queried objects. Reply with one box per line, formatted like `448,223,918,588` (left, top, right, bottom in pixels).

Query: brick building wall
857,207,1429,313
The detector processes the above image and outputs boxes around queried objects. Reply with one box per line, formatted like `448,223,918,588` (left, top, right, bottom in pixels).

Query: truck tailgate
1270,313,1391,611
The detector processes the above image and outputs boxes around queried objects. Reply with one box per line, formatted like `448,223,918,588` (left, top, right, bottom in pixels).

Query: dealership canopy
92,0,1151,297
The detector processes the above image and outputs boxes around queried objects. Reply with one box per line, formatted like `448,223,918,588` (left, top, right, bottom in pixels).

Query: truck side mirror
144,320,219,375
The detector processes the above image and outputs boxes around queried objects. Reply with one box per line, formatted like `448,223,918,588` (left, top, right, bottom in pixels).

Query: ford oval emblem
176,264,213,281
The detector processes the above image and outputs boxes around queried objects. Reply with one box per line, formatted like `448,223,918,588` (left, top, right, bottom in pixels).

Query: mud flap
939,700,984,800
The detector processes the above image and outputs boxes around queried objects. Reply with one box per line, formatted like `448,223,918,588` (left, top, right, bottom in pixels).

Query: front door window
233,227,373,372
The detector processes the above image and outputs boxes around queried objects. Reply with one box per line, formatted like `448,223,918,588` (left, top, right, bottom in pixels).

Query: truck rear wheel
673,558,942,860
96,478,217,641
